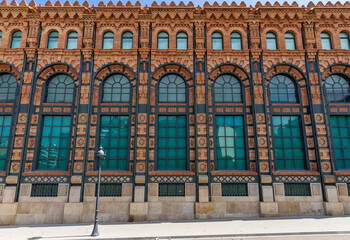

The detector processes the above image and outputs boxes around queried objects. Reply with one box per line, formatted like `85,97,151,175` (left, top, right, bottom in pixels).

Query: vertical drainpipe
80,21,97,202
15,22,42,202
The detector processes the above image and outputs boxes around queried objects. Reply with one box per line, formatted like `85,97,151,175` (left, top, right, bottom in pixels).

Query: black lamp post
91,146,106,237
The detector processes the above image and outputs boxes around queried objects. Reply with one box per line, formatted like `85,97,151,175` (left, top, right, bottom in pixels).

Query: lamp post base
91,224,99,237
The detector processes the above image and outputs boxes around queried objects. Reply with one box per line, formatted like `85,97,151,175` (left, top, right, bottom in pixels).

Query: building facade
0,0,350,225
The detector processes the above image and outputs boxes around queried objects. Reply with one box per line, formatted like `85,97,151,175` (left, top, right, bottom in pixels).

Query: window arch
266,32,277,50
212,32,223,50
46,74,75,103
158,32,169,49
321,32,332,50
66,32,78,49
121,32,133,49
231,32,242,50
103,74,131,103
340,32,350,50
47,31,59,49
10,31,21,49
325,74,350,103
176,32,188,50
213,74,242,103
0,74,17,102
103,32,114,49
285,32,296,50
158,74,186,103
269,75,298,103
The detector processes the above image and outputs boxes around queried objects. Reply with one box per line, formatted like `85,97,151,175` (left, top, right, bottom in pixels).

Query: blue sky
32,0,348,7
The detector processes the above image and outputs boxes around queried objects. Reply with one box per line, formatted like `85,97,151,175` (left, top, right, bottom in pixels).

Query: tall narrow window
340,32,350,50
10,31,21,49
176,32,188,50
325,75,350,103
158,32,169,49
66,32,78,49
159,74,186,103
321,32,332,50
103,32,114,49
269,75,298,103
0,74,17,102
285,32,296,50
121,32,133,49
100,116,129,170
46,74,75,103
214,74,242,103
272,116,305,170
47,31,59,49
212,32,223,50
330,116,350,169
38,116,71,170
216,116,245,170
0,31,3,47
158,116,186,170
103,74,130,103
231,32,242,50
0,116,12,170
266,32,277,50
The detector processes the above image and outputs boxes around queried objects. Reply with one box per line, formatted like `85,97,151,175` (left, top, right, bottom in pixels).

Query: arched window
158,32,169,49
269,75,298,103
103,74,131,103
176,32,188,50
266,32,277,50
103,32,114,49
66,32,78,49
212,32,223,50
340,32,350,50
0,74,17,102
159,74,186,103
213,74,242,103
325,75,350,103
121,32,133,49
46,74,75,103
285,32,296,50
231,32,242,50
0,31,3,46
10,31,21,49
321,32,332,50
47,31,59,49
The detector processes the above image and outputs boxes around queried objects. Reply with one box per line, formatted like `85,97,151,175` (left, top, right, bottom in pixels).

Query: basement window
95,183,122,197
159,183,185,197
284,183,311,196
222,183,248,196
31,183,58,197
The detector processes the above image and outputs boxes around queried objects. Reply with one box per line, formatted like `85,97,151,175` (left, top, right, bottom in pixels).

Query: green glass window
321,32,332,50
103,74,130,103
0,116,12,170
103,32,114,49
285,32,296,50
269,75,298,103
325,75,350,103
212,32,223,50
216,116,245,170
0,74,17,102
159,74,186,103
158,32,169,50
214,74,242,103
99,116,129,170
266,32,277,50
231,32,242,50
46,74,75,103
158,116,186,170
38,116,71,170
66,32,78,49
122,32,133,49
47,31,59,49
10,31,21,49
272,116,305,170
176,32,188,50
330,116,350,169
340,32,350,50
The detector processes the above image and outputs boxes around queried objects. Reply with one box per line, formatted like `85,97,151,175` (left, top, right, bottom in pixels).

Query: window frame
321,32,332,50
45,73,76,104
268,74,299,104
47,31,59,49
285,32,296,50
213,74,243,103
10,31,22,49
176,32,188,50
0,73,18,103
0,115,14,171
340,32,350,50
157,73,187,104
102,31,114,50
266,32,278,50
230,32,242,50
157,32,169,50
121,31,133,49
66,31,78,49
324,74,350,104
212,32,223,50
101,73,132,103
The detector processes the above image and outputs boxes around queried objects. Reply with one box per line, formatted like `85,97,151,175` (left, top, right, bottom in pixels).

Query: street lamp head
95,146,106,165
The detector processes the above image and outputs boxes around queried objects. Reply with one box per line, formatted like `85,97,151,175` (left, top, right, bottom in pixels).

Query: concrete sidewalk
1,216,350,240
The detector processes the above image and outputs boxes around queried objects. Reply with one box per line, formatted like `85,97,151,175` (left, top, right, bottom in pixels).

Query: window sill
0,171,6,176
85,170,133,176
271,103,300,107
22,170,70,176
273,170,320,176
335,170,350,176
42,103,73,107
149,170,195,176
211,170,258,176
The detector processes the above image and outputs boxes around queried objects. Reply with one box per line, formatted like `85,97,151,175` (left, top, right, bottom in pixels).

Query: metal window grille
284,183,311,196
222,183,248,196
95,183,122,197
159,183,185,197
31,183,58,197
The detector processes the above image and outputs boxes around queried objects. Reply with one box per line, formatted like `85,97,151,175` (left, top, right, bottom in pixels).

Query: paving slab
1,216,350,240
